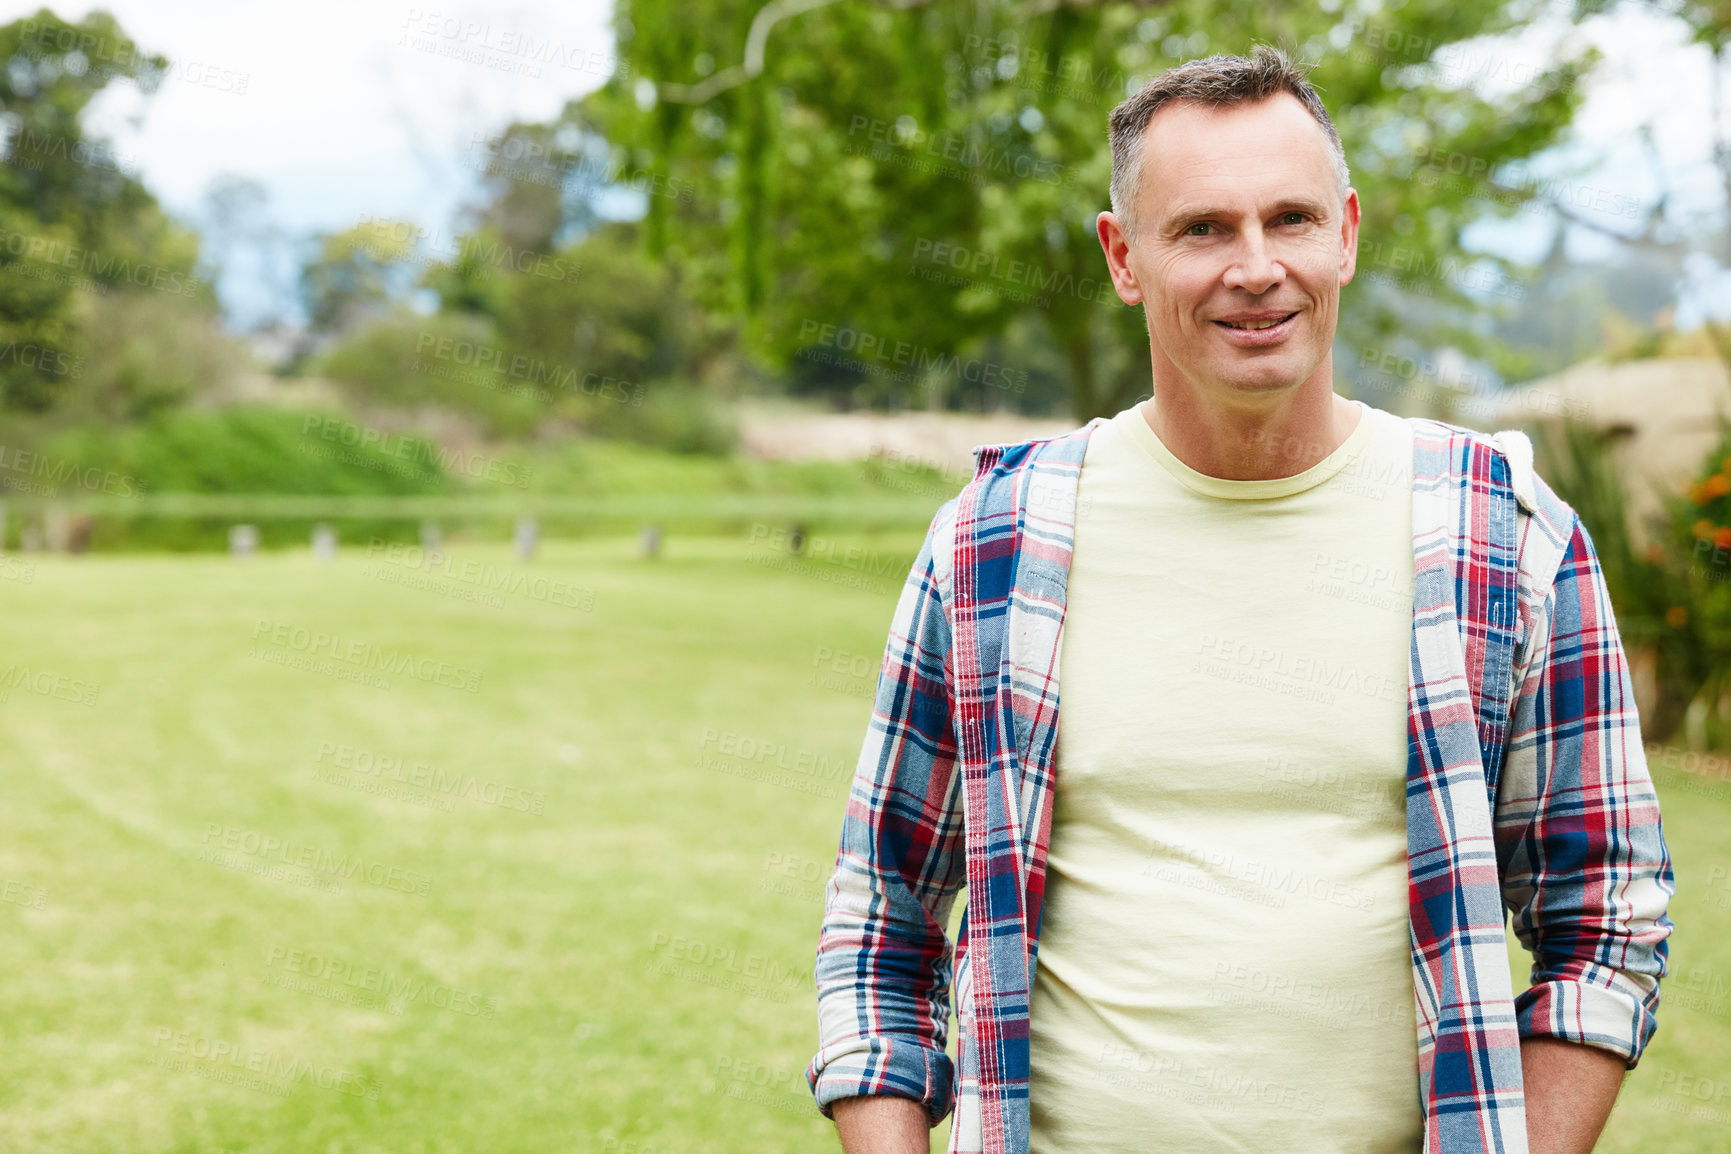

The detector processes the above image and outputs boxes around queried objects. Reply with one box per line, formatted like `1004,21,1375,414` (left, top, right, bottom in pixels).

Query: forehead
1138,92,1336,216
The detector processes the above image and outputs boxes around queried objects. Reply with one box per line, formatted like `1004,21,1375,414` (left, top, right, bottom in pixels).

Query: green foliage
507,433,891,498
326,223,738,452
0,199,80,410
572,0,1603,418
42,407,449,495
418,225,519,321
15,406,453,549
580,380,737,454
312,308,548,439
467,119,571,252
1531,416,1731,745
0,8,210,413
0,8,171,246
488,221,715,387
1674,419,1731,743
300,218,420,335
57,286,247,420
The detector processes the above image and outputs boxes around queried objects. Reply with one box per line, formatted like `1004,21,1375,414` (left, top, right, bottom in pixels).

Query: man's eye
1186,222,1211,236
1281,211,1308,225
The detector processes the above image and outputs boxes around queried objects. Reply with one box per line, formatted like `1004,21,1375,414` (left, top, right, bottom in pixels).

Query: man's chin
1205,361,1311,395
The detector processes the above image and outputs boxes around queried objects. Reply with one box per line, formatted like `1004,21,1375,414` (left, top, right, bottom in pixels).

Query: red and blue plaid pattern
808,416,1673,1154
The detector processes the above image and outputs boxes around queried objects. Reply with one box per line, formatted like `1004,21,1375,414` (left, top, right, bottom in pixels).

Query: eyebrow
1160,196,1332,232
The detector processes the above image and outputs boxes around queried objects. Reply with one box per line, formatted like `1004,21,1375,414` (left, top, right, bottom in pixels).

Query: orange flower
1718,527,1731,550
1697,519,1716,539
1666,606,1688,628
1706,474,1731,498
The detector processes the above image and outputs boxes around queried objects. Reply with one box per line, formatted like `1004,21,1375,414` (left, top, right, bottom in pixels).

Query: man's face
1097,93,1359,405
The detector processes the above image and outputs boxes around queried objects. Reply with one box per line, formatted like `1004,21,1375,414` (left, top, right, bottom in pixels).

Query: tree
299,220,420,337
467,120,573,255
561,0,1601,419
1519,0,1731,377
0,8,204,413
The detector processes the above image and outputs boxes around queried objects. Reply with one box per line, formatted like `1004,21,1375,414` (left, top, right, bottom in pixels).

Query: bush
6,407,454,551
41,407,451,494
1532,415,1731,746
580,381,737,455
312,309,546,439
69,288,249,419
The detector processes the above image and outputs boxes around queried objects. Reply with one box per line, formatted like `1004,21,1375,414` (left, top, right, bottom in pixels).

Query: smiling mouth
1215,312,1298,331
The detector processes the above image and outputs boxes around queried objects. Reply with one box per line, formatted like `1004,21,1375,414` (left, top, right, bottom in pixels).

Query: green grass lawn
0,534,1725,1152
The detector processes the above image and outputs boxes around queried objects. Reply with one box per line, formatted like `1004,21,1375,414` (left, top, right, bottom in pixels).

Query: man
807,45,1673,1154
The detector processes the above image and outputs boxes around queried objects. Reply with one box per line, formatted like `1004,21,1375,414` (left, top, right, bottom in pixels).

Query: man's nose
1224,229,1285,294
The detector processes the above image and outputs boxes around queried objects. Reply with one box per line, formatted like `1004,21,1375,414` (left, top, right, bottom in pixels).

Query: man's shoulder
965,419,1100,479
921,419,1101,598
1405,415,1573,523
1405,414,1581,600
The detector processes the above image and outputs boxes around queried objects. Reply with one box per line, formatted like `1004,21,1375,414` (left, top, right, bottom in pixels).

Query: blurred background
1,0,1729,1150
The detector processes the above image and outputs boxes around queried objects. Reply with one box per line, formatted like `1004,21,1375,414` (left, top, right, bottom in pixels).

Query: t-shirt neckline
1118,397,1377,501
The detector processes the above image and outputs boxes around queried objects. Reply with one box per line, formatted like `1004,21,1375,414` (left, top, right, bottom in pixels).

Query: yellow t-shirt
1027,397,1422,1153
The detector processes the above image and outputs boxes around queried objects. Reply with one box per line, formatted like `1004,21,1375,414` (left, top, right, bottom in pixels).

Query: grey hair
1108,44,1351,243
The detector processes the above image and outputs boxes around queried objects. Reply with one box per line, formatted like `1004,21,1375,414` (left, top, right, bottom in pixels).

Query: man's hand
1521,1037,1626,1154
832,1094,929,1154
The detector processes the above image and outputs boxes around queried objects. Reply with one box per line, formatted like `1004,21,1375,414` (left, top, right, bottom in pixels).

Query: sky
3,0,1727,332
1453,0,1731,325
2,0,620,326
33,0,618,230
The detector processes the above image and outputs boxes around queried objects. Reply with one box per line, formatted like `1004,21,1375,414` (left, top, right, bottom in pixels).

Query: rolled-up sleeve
1495,512,1675,1067
806,501,967,1124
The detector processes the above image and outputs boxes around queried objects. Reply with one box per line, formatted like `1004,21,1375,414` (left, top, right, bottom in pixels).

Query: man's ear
1339,188,1360,287
1097,211,1144,306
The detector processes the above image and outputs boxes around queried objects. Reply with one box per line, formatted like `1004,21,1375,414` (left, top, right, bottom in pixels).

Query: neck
1137,373,1360,481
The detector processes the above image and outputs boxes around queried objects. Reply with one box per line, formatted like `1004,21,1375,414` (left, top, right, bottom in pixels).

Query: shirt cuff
1515,974,1659,1069
808,1034,955,1126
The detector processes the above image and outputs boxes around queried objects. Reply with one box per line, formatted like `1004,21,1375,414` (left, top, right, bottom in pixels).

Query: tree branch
653,0,848,104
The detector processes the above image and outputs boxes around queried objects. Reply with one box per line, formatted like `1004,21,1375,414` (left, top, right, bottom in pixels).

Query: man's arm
1495,509,1675,1134
1521,1037,1625,1154
806,502,967,1139
832,1094,931,1154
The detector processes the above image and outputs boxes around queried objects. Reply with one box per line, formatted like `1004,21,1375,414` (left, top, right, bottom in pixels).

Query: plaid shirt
807,415,1674,1154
